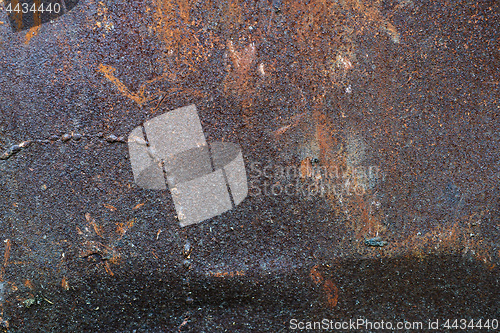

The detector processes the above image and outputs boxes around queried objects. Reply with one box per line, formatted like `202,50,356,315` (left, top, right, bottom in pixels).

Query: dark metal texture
0,0,498,331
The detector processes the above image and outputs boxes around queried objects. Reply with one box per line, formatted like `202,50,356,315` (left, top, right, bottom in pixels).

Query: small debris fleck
10,145,21,153
73,133,82,141
105,134,118,143
364,237,388,247
23,298,37,308
183,242,192,258
0,141,32,160
182,259,192,269
19,140,32,148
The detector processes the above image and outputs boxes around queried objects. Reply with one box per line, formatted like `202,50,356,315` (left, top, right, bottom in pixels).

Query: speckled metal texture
0,0,498,331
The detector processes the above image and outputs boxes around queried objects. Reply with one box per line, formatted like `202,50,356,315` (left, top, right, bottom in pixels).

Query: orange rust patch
224,40,258,120
116,219,135,237
309,265,323,285
151,0,216,73
61,276,69,290
24,25,41,44
310,266,339,308
315,101,387,242
94,1,114,32
300,157,313,180
24,279,34,290
351,194,386,239
323,279,339,308
227,40,256,76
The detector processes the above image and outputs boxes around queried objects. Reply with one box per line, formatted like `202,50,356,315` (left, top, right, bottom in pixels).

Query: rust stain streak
300,157,313,180
272,112,308,138
97,64,143,104
103,203,117,212
207,270,245,278
132,203,145,210
104,261,114,276
11,0,22,31
97,64,165,106
0,239,10,282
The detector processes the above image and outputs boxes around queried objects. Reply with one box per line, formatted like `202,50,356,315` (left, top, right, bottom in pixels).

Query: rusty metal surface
0,0,498,331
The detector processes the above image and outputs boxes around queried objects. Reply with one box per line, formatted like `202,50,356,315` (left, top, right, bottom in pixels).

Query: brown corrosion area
87,0,498,267
0,0,498,330
310,265,339,308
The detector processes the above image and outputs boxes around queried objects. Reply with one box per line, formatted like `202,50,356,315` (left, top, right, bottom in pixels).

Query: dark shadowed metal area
0,0,498,331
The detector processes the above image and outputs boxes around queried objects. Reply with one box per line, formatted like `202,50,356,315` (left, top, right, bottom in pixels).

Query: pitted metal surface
0,0,498,331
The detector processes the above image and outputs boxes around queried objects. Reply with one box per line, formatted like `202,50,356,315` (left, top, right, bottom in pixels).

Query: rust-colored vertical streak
34,0,41,26
11,0,23,31
0,239,10,282
153,0,173,50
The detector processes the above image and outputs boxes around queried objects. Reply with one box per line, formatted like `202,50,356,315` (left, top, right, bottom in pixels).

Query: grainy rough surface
0,0,498,332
